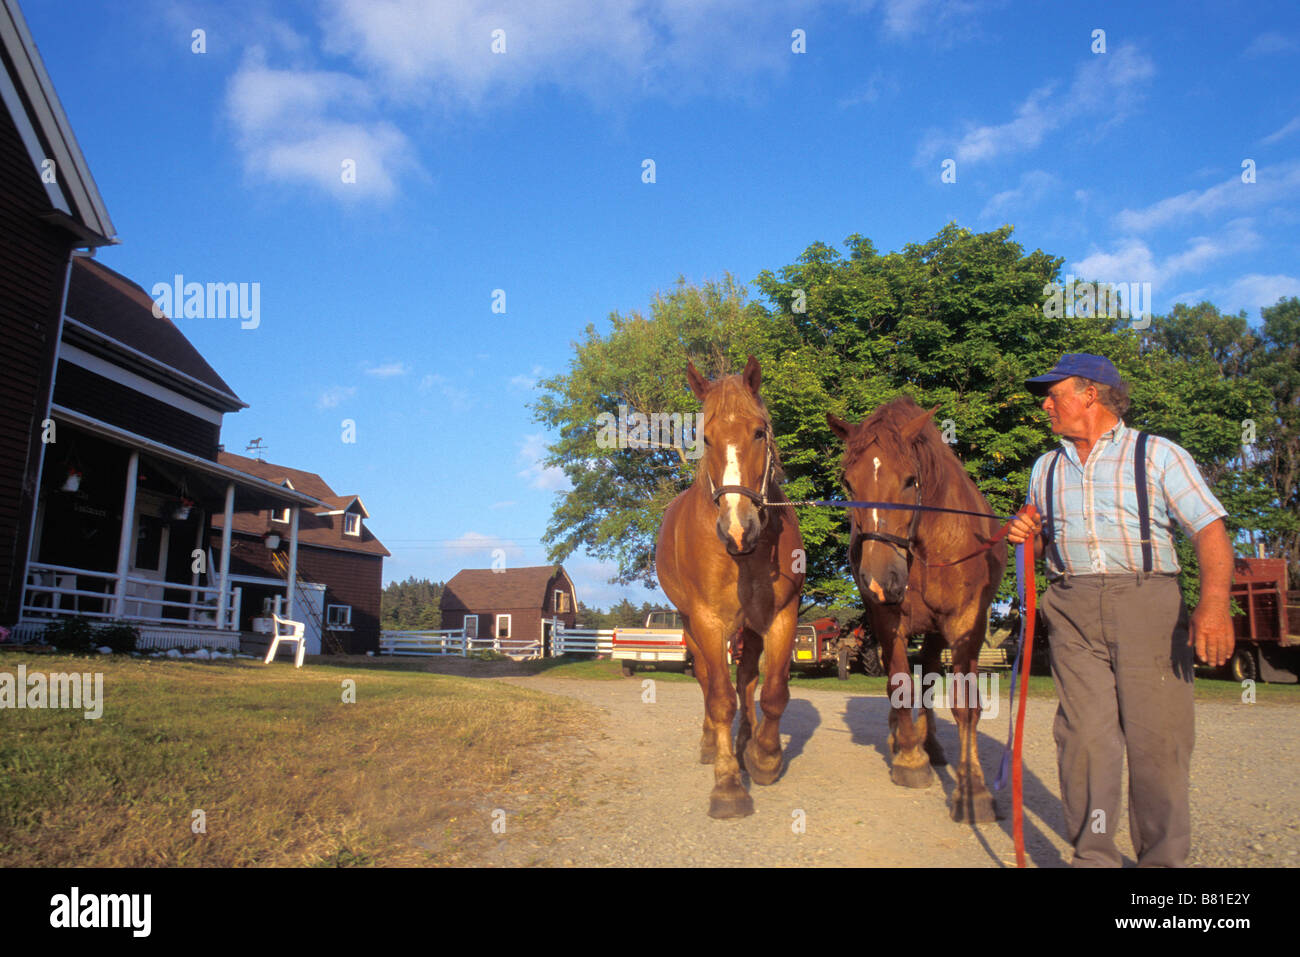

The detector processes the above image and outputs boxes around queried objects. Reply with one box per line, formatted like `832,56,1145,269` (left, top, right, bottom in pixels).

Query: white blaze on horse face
872,457,881,529
723,443,745,545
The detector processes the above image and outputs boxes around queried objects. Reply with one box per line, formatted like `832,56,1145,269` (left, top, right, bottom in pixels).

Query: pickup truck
613,609,689,677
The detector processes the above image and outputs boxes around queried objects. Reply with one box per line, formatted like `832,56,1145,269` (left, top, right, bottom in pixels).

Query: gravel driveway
473,676,1299,867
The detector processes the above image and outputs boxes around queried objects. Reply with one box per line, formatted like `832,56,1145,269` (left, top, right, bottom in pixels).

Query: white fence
379,622,613,659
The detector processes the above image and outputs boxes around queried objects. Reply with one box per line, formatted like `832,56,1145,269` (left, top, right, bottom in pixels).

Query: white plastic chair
266,612,307,668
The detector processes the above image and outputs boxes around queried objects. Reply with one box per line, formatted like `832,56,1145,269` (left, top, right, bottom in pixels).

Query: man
1007,353,1235,867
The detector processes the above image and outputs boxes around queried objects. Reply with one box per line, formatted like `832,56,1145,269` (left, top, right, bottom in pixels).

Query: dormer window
343,513,360,536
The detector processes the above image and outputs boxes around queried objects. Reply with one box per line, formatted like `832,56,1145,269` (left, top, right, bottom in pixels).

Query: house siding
52,361,221,460
0,97,76,624
211,532,383,655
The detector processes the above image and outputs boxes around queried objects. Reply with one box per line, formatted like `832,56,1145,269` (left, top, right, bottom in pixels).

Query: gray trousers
1041,573,1195,867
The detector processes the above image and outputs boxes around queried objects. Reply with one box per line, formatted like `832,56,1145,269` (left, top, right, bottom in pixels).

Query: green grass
0,651,589,867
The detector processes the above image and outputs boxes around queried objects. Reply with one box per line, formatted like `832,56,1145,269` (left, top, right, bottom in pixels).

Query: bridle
703,428,776,523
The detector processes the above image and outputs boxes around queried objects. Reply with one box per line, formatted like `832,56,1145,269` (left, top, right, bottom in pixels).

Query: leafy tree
533,224,1293,610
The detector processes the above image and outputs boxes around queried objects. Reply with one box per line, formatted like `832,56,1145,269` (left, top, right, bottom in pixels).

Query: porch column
216,482,235,629
112,451,140,618
285,505,299,617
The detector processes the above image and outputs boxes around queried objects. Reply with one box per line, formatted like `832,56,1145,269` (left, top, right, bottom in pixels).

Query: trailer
1228,557,1299,683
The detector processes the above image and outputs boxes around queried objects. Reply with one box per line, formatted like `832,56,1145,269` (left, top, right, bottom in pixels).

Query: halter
848,443,925,559
704,430,775,516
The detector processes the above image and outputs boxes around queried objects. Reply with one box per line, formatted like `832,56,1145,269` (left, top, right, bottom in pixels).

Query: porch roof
52,404,326,512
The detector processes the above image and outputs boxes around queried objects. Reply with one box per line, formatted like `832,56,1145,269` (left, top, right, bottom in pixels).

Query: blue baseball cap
1025,353,1123,395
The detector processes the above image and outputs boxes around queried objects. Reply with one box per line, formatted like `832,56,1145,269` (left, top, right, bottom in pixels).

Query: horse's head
687,355,780,556
827,401,938,605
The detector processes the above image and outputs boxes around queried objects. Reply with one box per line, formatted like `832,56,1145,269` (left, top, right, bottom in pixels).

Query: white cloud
1170,274,1300,317
316,385,357,409
1114,160,1300,233
224,52,418,200
1245,32,1298,57
418,373,472,409
1262,116,1300,145
1070,219,1261,290
364,361,409,377
918,44,1154,166
518,433,570,492
980,169,1057,219
509,365,544,390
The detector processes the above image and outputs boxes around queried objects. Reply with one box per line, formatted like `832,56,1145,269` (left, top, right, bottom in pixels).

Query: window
463,615,478,639
271,507,290,524
343,513,361,536
554,589,570,614
326,604,352,629
496,614,511,639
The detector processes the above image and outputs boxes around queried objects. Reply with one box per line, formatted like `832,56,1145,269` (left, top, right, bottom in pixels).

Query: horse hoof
708,789,754,819
743,740,783,786
890,761,934,789
950,790,998,823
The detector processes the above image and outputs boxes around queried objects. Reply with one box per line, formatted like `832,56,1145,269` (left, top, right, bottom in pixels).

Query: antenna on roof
245,438,268,462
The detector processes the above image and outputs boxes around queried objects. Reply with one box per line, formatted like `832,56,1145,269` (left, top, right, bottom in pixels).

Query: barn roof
441,565,571,611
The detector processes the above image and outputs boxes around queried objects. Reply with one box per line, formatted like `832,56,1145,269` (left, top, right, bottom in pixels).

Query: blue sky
21,0,1300,610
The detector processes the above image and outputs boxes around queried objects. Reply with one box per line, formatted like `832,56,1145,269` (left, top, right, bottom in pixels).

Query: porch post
286,505,299,617
216,482,234,629
112,451,140,618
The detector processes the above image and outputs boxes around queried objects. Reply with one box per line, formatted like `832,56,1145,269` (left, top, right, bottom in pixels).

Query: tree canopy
532,223,1297,607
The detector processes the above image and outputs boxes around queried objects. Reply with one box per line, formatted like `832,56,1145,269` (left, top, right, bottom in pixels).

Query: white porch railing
21,562,241,630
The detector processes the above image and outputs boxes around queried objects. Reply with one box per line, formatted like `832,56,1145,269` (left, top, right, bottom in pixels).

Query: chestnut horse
657,356,805,819
828,397,1005,822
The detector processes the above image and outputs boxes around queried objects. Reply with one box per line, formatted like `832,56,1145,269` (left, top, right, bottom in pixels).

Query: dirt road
472,676,1300,867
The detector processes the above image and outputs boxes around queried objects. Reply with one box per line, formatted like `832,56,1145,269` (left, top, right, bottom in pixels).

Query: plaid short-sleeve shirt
1026,421,1227,577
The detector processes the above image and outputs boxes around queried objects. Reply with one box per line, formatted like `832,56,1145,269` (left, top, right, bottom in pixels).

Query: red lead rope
1012,504,1039,868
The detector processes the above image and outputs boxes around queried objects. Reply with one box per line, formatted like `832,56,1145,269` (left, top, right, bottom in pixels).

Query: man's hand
1007,505,1044,560
1191,518,1235,668
1190,601,1234,669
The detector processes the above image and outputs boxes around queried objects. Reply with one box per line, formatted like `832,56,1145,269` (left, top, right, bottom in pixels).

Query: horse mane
844,395,980,514
701,373,786,484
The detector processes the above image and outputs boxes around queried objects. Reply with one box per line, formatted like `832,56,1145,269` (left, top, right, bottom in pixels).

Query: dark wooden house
440,565,577,657
210,454,390,655
0,0,116,625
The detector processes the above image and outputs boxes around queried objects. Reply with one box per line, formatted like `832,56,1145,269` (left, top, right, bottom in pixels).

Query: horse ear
901,404,941,442
686,361,709,401
826,412,854,440
742,355,761,396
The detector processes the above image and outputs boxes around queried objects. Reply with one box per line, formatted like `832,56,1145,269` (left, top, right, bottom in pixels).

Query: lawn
0,651,589,867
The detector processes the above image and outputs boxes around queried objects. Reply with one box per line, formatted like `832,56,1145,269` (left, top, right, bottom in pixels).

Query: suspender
1041,430,1153,575
1043,449,1064,575
1134,430,1152,574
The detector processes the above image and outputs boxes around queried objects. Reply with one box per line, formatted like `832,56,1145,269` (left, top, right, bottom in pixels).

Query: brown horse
828,397,1005,822
657,356,805,819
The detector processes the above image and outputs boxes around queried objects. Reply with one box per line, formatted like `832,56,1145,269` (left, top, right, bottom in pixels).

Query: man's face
1042,377,1091,437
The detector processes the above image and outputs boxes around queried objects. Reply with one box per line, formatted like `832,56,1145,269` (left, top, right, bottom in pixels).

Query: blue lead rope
991,541,1026,793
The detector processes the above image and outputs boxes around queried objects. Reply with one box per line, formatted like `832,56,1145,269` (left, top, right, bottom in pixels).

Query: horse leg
734,627,762,765
697,623,751,819
881,623,934,789
689,633,717,764
920,632,948,767
744,603,796,785
948,633,997,822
